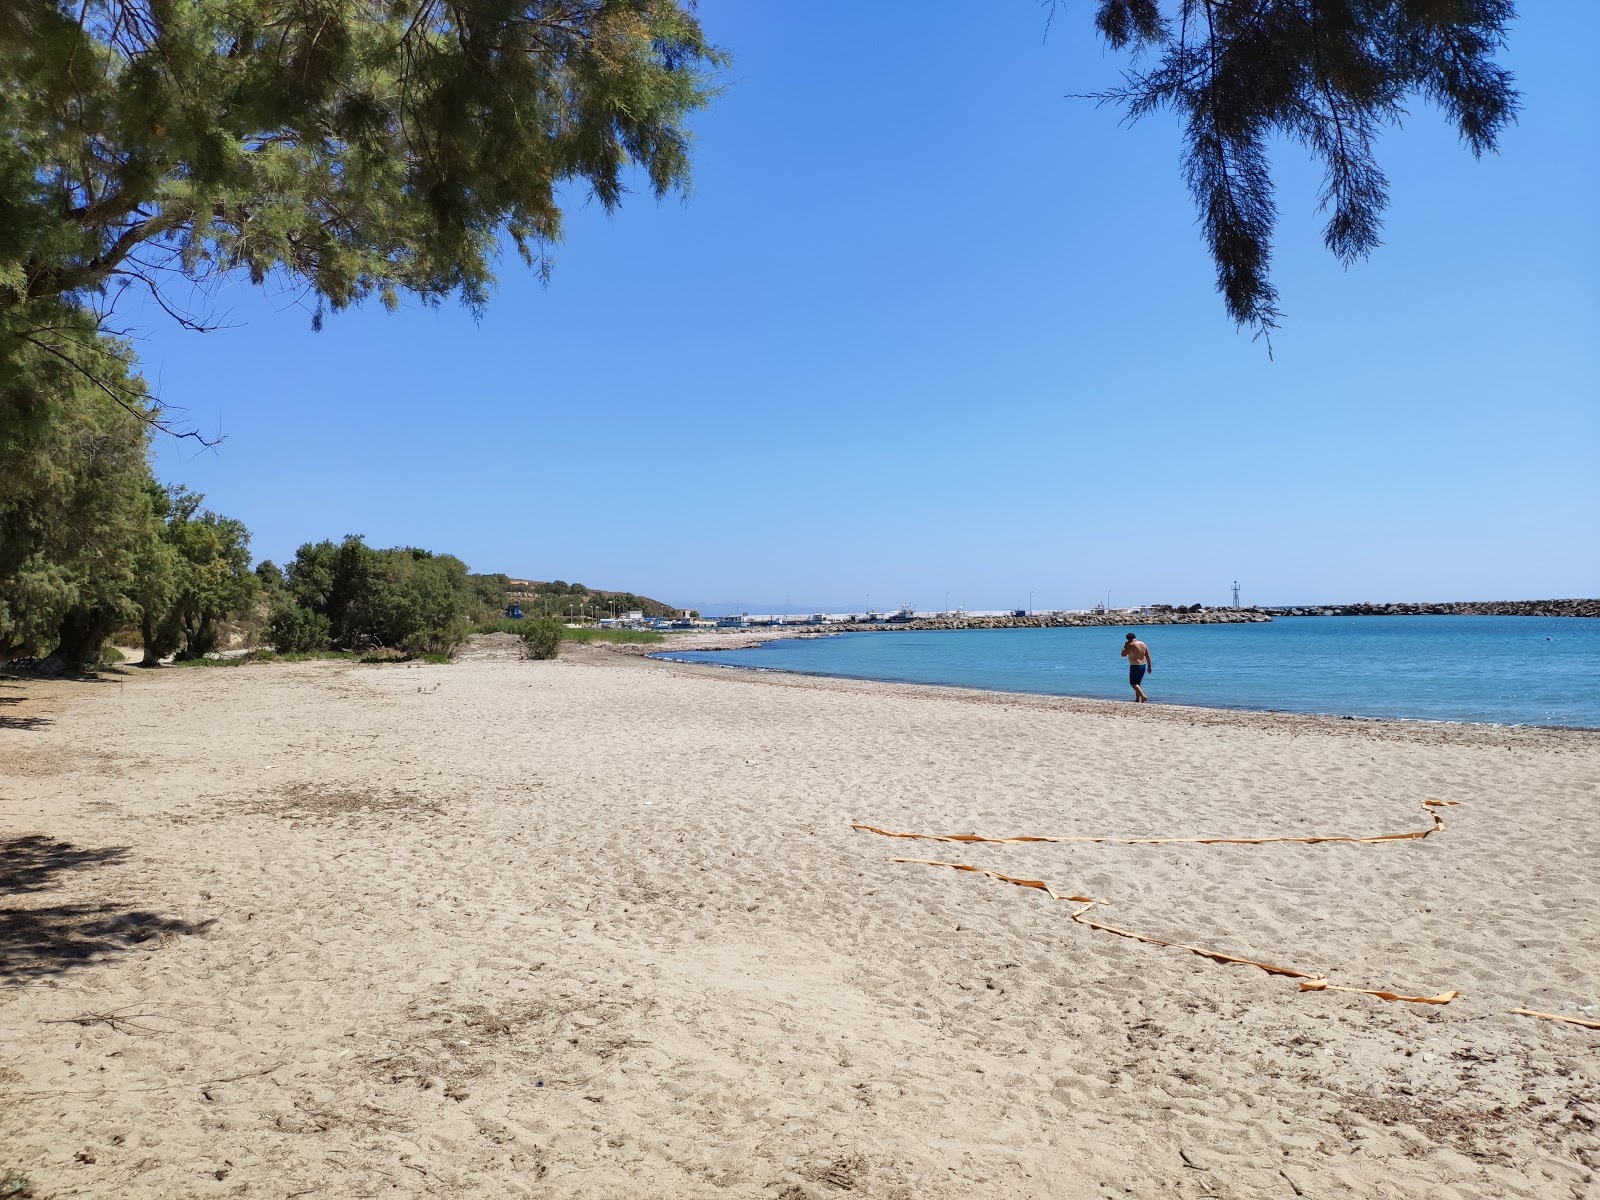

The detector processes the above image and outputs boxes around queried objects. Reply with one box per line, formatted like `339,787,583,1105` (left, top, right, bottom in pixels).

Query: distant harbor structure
589,596,1596,635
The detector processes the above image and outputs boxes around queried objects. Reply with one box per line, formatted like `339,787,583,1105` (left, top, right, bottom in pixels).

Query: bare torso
1121,639,1151,665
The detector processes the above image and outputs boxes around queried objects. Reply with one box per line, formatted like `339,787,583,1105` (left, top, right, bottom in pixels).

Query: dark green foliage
255,561,286,594
1,3,721,666
127,485,258,664
520,617,564,660
159,488,258,660
273,536,473,656
1,0,725,334
0,312,156,665
267,603,333,654
466,573,512,621
1082,1,1519,335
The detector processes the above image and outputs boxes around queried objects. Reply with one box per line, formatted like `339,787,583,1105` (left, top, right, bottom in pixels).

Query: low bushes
561,627,663,645
267,602,332,653
519,617,564,660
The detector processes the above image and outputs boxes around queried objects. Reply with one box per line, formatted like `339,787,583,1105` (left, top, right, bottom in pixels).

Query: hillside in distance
501,578,684,619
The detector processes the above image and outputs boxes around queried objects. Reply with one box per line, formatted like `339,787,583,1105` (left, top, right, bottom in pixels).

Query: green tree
255,560,286,595
2,1,723,383
267,602,331,654
1079,0,1519,336
159,488,259,660
0,311,157,666
273,536,475,656
130,481,183,665
466,572,512,621
3,3,721,661
129,485,258,663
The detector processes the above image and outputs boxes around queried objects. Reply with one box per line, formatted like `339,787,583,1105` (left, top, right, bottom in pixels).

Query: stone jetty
730,598,1596,638
1261,598,1598,619
796,609,1274,635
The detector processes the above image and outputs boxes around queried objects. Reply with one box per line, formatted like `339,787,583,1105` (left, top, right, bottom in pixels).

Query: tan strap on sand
853,799,1456,846
864,805,1595,1029
1067,902,1319,979
1298,979,1459,1004
1510,1008,1600,1030
890,857,1102,904
887,853,1456,1005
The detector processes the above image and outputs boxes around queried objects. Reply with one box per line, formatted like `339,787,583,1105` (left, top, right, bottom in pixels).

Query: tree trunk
40,606,115,673
140,608,162,666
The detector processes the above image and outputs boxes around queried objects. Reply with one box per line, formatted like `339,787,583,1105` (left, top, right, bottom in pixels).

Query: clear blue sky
144,2,1599,613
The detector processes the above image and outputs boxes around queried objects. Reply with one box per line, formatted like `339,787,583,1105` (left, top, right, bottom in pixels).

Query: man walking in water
1120,632,1153,702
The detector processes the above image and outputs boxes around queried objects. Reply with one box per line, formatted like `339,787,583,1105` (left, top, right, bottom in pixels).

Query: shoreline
634,624,1600,735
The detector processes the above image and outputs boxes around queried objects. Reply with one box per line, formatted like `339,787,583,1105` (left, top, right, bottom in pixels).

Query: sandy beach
3,636,1597,1199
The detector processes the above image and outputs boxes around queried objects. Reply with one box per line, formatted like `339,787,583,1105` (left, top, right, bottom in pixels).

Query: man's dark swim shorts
1129,664,1147,685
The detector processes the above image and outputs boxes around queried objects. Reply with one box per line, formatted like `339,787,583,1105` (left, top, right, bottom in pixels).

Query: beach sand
3,636,1597,1198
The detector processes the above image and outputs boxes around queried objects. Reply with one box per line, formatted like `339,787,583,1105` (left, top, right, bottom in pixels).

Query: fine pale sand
3,637,1598,1199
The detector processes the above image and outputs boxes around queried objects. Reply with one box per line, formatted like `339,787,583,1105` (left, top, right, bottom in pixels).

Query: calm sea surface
658,616,1600,728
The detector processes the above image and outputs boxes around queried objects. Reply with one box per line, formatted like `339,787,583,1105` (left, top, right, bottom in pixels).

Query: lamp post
1028,590,1034,615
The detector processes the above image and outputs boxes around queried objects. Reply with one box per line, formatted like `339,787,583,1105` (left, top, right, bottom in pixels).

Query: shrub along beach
0,477,666,670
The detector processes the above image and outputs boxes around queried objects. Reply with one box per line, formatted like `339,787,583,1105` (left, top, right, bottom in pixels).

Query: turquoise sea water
658,616,1600,728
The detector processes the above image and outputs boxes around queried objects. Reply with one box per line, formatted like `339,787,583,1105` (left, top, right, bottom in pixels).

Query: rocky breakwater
826,609,1274,634
1264,599,1599,619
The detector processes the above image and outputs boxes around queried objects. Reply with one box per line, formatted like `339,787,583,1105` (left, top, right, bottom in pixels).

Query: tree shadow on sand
0,835,214,982
0,714,51,731
0,691,51,731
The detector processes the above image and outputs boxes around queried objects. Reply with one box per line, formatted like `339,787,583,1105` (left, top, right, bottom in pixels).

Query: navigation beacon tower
1231,580,1241,607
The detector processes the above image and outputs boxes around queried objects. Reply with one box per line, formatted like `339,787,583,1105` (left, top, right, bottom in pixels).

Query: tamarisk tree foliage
0,0,724,429
0,314,156,665
135,486,258,664
0,0,721,660
0,311,258,666
1080,0,1519,335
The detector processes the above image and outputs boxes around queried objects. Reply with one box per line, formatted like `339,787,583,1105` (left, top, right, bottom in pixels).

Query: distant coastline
689,598,1598,639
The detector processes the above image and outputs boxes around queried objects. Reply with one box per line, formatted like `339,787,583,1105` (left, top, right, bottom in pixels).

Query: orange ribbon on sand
863,806,1597,1029
1067,903,1318,979
890,857,1103,904
862,801,1464,1008
888,854,1457,1005
852,799,1456,847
